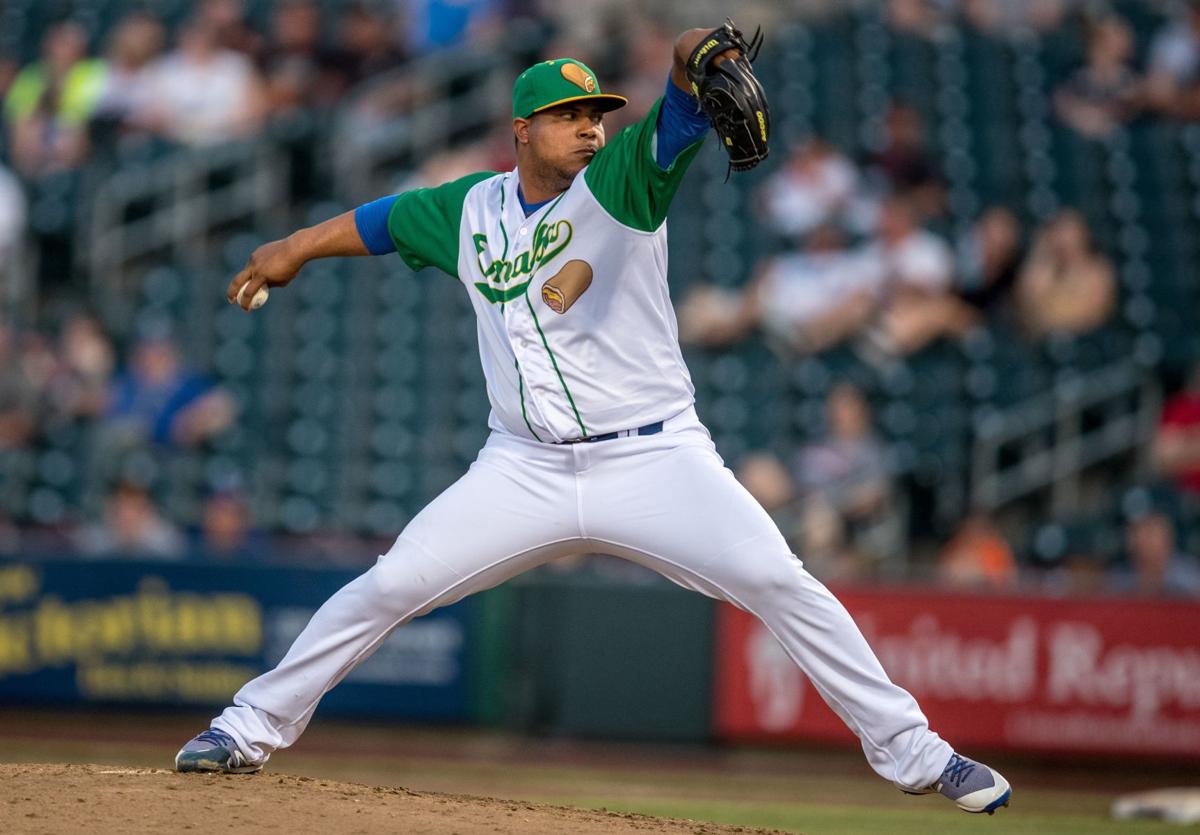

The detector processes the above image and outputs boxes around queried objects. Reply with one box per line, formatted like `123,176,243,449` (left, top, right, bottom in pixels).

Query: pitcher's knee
367,537,460,615
728,549,809,604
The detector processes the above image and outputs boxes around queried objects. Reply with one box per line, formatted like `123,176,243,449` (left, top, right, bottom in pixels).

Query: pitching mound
2,764,788,834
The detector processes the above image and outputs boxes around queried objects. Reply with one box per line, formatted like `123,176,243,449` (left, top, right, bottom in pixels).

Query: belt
556,421,664,444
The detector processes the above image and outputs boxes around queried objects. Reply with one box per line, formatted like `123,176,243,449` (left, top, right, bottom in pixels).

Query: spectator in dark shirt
1055,16,1141,139
955,206,1022,319
261,0,351,114
860,102,945,222
335,3,407,86
194,485,268,561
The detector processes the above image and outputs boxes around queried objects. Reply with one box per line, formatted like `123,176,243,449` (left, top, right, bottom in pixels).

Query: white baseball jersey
383,98,705,441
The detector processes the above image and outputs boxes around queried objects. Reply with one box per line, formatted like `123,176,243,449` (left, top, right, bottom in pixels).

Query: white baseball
237,284,270,310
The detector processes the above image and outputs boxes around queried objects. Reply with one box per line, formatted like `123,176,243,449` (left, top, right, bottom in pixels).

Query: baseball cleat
903,752,1011,814
175,728,262,774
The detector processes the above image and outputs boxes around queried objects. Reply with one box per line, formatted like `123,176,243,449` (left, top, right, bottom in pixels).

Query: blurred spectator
859,102,944,224
195,486,265,560
887,0,953,38
200,0,266,59
1037,520,1114,596
795,383,891,516
862,194,956,357
403,0,503,55
261,0,350,115
679,224,878,354
0,161,27,260
1014,209,1115,339
1054,16,1141,139
0,323,39,450
961,0,1073,37
1154,363,1200,497
754,225,880,354
759,138,860,242
335,3,408,86
0,512,19,555
954,206,1022,322
937,512,1018,589
105,330,236,448
1111,510,1200,597
0,54,18,98
140,18,265,145
46,313,114,424
76,480,185,559
1144,0,1200,120
739,384,892,579
93,12,166,140
3,21,105,175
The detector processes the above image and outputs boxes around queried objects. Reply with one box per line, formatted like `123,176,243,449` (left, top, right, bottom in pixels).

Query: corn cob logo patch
561,62,596,93
541,259,593,314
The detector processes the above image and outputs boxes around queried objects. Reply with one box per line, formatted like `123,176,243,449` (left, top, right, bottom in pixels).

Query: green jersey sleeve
583,97,706,233
386,171,497,276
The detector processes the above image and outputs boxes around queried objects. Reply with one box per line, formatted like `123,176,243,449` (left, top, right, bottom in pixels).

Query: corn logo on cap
512,58,628,119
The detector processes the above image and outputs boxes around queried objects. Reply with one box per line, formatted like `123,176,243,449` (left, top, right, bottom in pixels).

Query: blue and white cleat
175,728,262,774
905,752,1012,814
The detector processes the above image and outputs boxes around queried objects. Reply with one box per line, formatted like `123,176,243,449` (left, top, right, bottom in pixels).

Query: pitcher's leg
585,439,950,789
212,440,580,764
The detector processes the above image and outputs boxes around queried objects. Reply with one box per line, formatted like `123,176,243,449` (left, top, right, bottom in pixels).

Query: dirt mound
1,764,789,835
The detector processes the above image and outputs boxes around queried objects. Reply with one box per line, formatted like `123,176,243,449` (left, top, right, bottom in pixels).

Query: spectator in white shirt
860,193,959,357
678,224,878,354
139,17,265,145
759,138,860,242
94,12,166,137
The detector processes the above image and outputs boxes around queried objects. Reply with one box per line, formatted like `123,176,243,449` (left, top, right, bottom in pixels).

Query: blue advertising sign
0,559,475,720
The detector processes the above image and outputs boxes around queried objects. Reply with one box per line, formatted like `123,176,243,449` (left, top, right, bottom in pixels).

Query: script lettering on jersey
472,219,573,304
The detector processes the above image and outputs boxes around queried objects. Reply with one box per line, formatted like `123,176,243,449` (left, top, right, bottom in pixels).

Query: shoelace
194,729,235,748
941,754,976,788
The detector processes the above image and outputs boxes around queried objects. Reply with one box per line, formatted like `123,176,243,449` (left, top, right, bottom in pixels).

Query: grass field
0,709,1194,834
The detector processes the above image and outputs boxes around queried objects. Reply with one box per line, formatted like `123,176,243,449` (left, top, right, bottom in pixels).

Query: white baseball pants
213,407,952,789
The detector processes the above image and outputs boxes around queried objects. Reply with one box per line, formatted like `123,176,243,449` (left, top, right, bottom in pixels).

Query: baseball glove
686,18,770,176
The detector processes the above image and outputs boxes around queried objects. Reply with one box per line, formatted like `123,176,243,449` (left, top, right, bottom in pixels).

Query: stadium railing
971,358,1160,515
82,137,288,310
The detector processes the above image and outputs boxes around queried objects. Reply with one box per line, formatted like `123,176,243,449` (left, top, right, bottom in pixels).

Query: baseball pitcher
176,21,1010,816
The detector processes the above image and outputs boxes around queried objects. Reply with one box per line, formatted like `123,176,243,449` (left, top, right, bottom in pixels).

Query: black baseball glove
686,18,770,176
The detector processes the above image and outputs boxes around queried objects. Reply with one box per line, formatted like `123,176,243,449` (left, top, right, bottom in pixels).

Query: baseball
237,284,269,310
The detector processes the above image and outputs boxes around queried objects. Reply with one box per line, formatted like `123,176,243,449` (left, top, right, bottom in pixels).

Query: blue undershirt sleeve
354,195,400,255
655,74,710,170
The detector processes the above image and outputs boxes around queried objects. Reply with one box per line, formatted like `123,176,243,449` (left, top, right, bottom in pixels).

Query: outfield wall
1,558,1197,760
713,587,1200,760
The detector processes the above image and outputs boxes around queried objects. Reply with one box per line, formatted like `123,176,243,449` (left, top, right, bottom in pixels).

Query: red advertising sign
713,587,1200,758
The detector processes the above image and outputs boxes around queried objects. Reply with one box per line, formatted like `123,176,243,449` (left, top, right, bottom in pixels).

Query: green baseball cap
512,58,628,120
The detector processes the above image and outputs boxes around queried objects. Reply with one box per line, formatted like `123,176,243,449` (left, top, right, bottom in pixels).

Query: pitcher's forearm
286,210,371,263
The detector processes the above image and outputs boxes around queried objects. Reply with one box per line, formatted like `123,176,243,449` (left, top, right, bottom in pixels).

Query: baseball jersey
384,97,707,442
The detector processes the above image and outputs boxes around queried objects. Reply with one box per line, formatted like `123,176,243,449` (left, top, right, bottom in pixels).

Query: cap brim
529,94,628,116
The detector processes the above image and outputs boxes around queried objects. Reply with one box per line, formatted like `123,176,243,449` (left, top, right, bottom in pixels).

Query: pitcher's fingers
237,274,270,311
227,267,252,304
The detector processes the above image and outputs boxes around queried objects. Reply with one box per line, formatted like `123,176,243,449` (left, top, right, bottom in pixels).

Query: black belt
557,421,664,444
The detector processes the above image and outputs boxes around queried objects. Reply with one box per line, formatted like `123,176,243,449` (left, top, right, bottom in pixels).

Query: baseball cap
512,58,627,120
